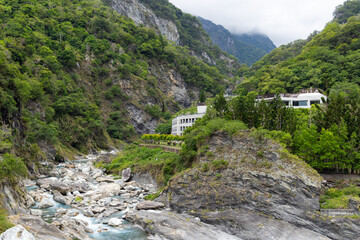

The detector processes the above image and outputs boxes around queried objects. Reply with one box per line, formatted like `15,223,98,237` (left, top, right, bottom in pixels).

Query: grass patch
105,145,184,186
144,188,164,200
0,209,13,233
320,185,360,209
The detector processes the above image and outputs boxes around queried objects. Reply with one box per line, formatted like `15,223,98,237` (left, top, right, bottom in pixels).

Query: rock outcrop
0,225,36,240
110,0,180,44
126,210,241,240
164,130,360,240
8,215,69,240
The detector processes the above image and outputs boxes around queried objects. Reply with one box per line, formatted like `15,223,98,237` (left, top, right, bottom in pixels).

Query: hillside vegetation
0,0,239,169
236,0,360,95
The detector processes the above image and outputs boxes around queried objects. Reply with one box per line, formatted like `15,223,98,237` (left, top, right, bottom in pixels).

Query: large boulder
0,225,35,240
135,201,164,210
38,198,54,209
122,168,132,182
8,214,68,240
53,190,72,206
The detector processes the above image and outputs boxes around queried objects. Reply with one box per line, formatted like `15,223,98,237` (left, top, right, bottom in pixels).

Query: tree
199,90,205,103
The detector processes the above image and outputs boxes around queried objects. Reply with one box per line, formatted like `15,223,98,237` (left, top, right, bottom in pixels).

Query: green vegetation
105,145,183,185
320,184,360,209
0,153,27,184
155,121,172,134
0,0,239,168
0,209,13,234
235,0,360,95
138,0,240,76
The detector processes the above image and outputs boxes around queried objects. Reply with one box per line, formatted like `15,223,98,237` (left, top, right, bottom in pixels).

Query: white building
171,105,207,136
256,90,327,109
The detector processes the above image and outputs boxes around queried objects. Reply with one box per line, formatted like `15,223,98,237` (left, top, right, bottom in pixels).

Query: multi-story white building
171,105,207,136
256,89,327,109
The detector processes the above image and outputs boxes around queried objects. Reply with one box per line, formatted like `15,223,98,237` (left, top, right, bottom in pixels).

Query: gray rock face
38,198,54,209
53,190,72,206
122,168,132,182
8,215,68,240
59,218,93,240
30,209,42,216
135,201,164,210
164,131,360,240
110,0,180,44
126,210,241,240
0,225,35,240
196,209,330,240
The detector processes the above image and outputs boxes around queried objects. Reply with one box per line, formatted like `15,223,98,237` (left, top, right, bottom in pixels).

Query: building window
282,101,289,106
293,100,308,106
310,100,320,105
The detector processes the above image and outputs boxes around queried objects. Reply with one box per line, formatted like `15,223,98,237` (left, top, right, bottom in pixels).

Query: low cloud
169,0,345,46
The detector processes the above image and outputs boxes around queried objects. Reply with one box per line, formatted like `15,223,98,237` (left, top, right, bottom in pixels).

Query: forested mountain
0,0,239,164
109,0,240,75
199,17,276,66
226,0,360,173
236,0,360,95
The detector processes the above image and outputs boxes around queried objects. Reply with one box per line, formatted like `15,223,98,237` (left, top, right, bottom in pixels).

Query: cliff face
165,131,360,239
110,0,180,44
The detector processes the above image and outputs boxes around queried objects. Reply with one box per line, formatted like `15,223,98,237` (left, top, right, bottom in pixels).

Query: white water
28,152,148,240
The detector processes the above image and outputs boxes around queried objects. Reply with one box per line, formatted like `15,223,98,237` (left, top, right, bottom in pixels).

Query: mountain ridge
199,17,276,66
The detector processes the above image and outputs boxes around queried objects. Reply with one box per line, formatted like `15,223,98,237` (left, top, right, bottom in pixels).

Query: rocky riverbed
9,151,152,239
2,151,236,240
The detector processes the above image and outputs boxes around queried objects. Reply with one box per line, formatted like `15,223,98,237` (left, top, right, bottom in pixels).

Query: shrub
0,209,13,234
211,159,229,170
0,153,27,184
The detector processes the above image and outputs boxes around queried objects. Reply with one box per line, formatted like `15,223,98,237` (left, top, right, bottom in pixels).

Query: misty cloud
169,0,345,46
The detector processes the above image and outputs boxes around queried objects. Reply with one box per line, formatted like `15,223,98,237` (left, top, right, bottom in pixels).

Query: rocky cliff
110,0,180,44
162,131,360,240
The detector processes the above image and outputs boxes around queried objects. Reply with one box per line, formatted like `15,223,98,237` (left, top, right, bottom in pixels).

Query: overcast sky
168,0,345,46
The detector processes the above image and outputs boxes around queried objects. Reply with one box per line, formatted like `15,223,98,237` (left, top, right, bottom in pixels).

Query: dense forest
0,0,241,176
236,0,360,95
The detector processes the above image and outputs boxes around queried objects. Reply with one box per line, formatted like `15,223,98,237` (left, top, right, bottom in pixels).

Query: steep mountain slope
108,0,240,76
199,17,276,66
238,0,360,94
0,0,239,170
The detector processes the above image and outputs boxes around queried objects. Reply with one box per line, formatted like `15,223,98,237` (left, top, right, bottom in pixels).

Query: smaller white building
256,89,327,109
171,105,207,136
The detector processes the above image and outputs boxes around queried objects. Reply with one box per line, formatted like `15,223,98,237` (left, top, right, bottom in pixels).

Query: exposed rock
71,182,89,193
92,206,106,214
59,218,93,240
195,209,330,240
8,214,69,240
110,0,180,44
53,190,72,206
25,194,35,208
126,210,241,240
108,218,123,227
0,225,35,240
348,197,360,211
38,198,54,209
96,176,115,183
122,168,132,182
50,182,71,195
30,209,42,216
164,130,360,240
92,169,103,179
135,201,164,210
